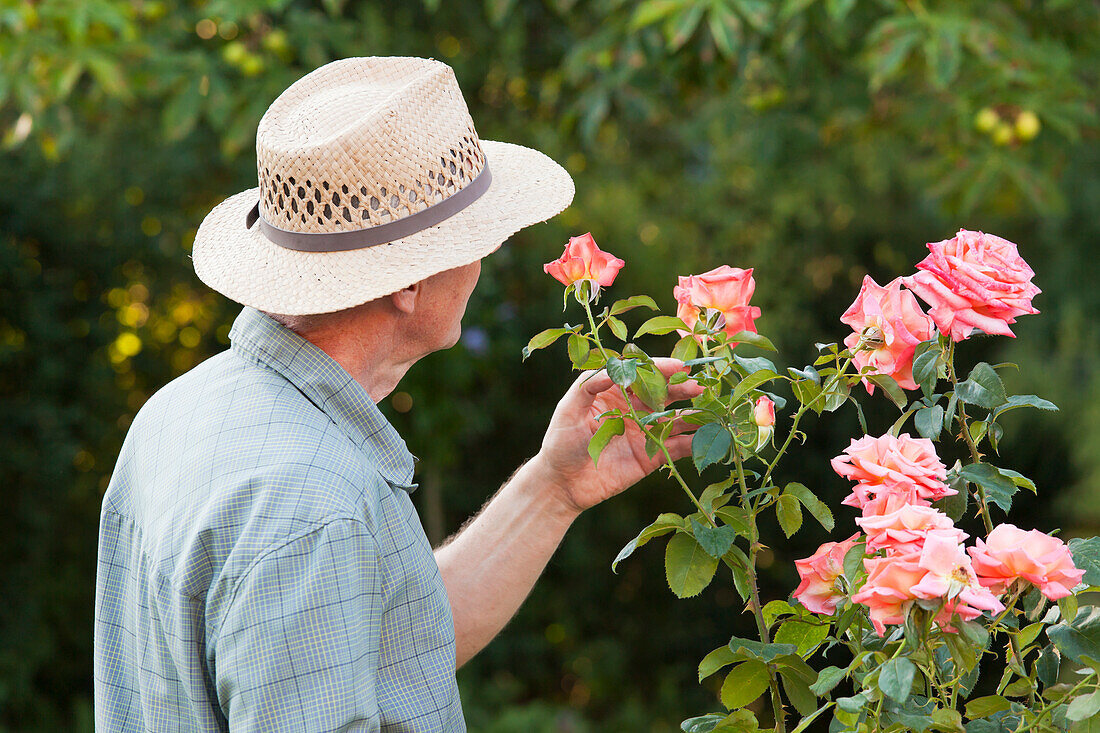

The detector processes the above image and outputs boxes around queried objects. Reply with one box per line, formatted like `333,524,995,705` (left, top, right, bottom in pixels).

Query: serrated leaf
588,416,624,467
693,423,732,471
606,357,640,388
691,518,739,559
612,513,684,572
762,599,795,628
607,315,629,341
773,617,829,656
1049,607,1100,665
733,353,776,374
730,368,781,405
1068,691,1100,722
636,315,689,337
915,405,944,441
959,463,1018,514
727,330,777,351
632,365,669,411
809,666,847,696
720,660,770,710
1070,537,1100,587
1037,645,1061,687
727,636,797,662
867,373,908,409
698,644,738,682
912,346,942,392
783,482,835,532
523,327,570,359
567,334,591,368
780,670,818,717
955,362,1008,409
776,493,802,537
671,335,699,362
665,532,719,598
965,695,1011,719
878,657,916,703
610,294,658,316
994,394,1059,419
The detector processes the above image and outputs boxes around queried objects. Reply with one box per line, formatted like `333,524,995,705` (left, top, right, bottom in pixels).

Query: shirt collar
228,307,418,492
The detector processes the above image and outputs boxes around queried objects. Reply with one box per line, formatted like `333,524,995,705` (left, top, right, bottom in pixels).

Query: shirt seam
209,514,380,643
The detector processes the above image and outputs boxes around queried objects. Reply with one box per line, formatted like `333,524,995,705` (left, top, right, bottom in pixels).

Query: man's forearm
434,453,580,667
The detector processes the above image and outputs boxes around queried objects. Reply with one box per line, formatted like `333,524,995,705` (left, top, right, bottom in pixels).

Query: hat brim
192,140,575,315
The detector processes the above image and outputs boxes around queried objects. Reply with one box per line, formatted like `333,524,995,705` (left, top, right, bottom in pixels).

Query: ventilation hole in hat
379,209,392,223
449,160,457,175
322,181,330,190
360,186,369,197
350,195,359,208
282,183,290,196
342,207,351,222
274,172,281,182
313,188,321,203
370,196,380,210
341,184,348,194
305,180,311,188
380,186,388,198
390,194,399,208
297,186,305,198
408,191,417,203
291,199,298,213
361,210,369,220
331,192,340,206
288,176,296,185
399,184,406,193
317,216,324,225
323,203,332,219
306,201,314,215
278,195,284,208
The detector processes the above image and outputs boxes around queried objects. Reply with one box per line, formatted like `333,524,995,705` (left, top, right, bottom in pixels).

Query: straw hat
192,56,575,315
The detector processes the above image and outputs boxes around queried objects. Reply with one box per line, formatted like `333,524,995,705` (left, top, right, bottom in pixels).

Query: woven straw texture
192,57,574,315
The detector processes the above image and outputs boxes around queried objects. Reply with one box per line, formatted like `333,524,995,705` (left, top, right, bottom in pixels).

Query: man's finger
650,357,691,377
665,380,704,404
663,434,694,462
579,369,613,395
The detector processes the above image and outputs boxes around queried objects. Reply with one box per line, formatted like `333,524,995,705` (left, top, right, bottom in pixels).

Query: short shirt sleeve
213,517,383,732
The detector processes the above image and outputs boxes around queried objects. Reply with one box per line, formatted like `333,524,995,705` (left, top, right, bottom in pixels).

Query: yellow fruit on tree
975,108,999,133
1016,111,1041,141
992,122,1014,146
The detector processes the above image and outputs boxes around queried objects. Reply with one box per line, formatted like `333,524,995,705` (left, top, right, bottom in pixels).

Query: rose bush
526,231,1100,732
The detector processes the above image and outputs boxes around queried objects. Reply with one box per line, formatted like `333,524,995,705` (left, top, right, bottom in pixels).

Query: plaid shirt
94,307,465,732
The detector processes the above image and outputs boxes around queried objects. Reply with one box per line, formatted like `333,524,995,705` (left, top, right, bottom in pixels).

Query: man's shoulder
109,348,389,527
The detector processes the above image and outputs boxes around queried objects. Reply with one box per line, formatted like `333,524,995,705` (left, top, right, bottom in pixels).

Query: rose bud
543,233,625,299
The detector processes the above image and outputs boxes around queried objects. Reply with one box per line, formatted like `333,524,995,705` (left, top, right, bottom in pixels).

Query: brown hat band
245,164,493,252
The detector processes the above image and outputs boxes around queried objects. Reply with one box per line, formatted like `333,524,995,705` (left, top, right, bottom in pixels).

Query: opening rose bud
753,395,775,450
793,533,862,615
841,276,934,394
673,265,762,344
543,233,625,292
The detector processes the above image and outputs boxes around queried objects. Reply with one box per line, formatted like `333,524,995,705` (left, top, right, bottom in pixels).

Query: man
94,57,699,731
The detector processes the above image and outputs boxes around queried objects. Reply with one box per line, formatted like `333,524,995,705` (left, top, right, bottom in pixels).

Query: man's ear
389,281,420,315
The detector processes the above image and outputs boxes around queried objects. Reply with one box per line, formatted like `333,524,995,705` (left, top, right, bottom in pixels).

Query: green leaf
727,330,777,351
608,315,629,341
693,423,732,471
878,657,916,703
762,599,796,628
698,644,738,681
715,507,752,538
720,660,770,710
912,345,942,393
780,670,818,717
588,416,624,467
727,636,797,662
924,27,961,89
842,540,866,584
775,493,802,537
612,513,684,572
1036,645,1061,687
607,357,640,388
773,617,829,656
965,695,1010,719
958,463,1018,514
792,379,822,411
821,379,850,413
1070,537,1100,587
679,714,727,733
783,482,835,532
955,362,1008,410
915,405,944,441
867,373,908,409
636,315,689,337
789,703,835,733
522,327,570,359
936,464,969,521
1068,691,1100,722
809,666,847,696
671,335,699,362
993,394,1059,419
633,365,669,411
665,533,719,598
1049,606,1100,665
610,294,658,316
691,518,739,559
567,334,591,368
733,354,776,375
866,21,921,90
731,369,781,405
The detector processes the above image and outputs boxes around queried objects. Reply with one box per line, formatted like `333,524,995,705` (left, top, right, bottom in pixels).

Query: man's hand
533,357,705,515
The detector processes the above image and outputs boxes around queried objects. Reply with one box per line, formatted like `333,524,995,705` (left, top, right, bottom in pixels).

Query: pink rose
841,276,934,393
793,533,862,615
902,230,1040,341
851,553,926,636
911,531,1004,627
543,233,625,288
674,266,762,342
856,504,965,555
968,524,1085,600
832,433,955,515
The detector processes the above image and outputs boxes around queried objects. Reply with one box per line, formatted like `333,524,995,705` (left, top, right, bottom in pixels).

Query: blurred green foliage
1,0,1097,729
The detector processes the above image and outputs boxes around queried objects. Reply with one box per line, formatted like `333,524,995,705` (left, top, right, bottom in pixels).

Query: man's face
413,259,482,354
